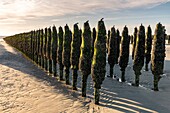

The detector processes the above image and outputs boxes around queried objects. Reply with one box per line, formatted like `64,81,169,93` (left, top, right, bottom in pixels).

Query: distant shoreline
0,36,6,39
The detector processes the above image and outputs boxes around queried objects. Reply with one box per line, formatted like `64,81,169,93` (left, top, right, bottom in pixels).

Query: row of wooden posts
4,19,166,104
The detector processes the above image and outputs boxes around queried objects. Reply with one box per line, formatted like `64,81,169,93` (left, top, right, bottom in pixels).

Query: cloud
0,18,25,25
121,0,169,9
0,0,169,18
105,15,170,21
0,0,169,35
51,19,61,22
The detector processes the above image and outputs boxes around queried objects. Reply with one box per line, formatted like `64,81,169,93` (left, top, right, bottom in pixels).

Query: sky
0,0,170,36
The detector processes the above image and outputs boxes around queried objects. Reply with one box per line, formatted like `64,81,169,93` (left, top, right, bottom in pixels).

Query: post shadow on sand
67,61,170,112
83,77,170,113
0,42,73,97
1,41,170,112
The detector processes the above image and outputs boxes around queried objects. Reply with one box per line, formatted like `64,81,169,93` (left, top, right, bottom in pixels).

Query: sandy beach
1,39,170,113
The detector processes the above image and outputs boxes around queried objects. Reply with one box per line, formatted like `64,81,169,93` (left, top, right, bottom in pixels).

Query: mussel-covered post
47,27,52,74
168,35,170,44
79,21,91,97
37,30,41,66
23,33,26,55
132,27,138,60
52,26,58,77
119,26,130,82
151,23,166,91
107,26,118,78
145,25,152,71
62,24,72,85
33,31,36,62
57,26,64,80
133,24,145,86
116,29,120,64
30,31,33,60
91,28,96,59
130,35,133,44
40,29,44,68
44,28,48,71
107,30,110,53
79,29,82,46
35,30,38,64
35,31,38,64
70,23,81,90
91,18,106,104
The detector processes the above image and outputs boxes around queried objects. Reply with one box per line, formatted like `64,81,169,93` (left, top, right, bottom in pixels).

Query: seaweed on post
79,20,92,97
44,28,48,71
47,27,52,74
70,23,81,90
151,23,166,91
91,18,106,104
91,27,96,59
62,24,72,85
57,26,64,81
132,27,138,60
145,25,152,71
116,29,120,64
52,26,58,77
133,24,145,86
107,26,118,78
119,26,130,82
40,29,44,68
